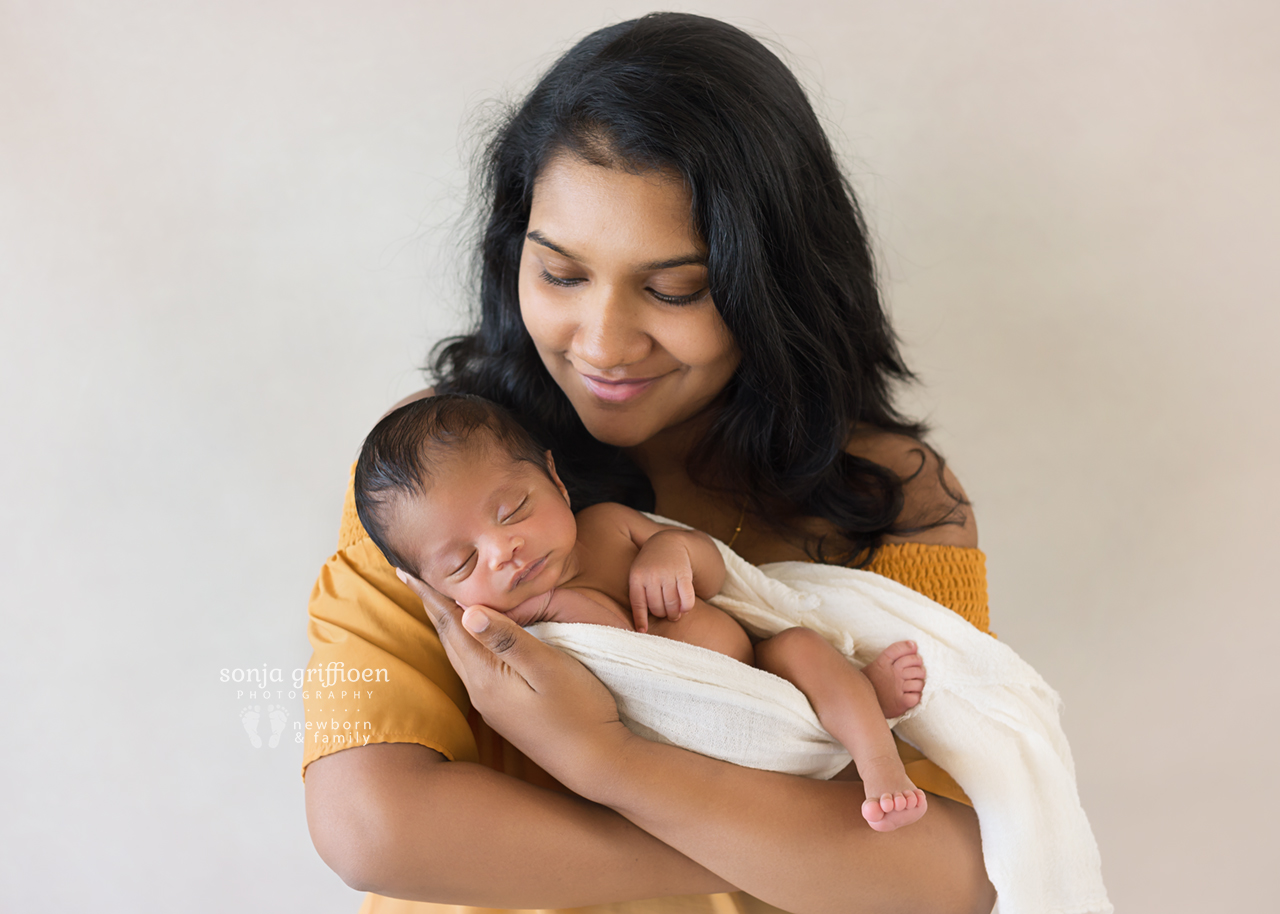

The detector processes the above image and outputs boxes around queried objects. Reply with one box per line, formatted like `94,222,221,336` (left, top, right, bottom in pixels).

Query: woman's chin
579,418,655,449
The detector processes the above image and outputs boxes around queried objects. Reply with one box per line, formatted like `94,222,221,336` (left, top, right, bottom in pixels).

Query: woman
304,13,996,914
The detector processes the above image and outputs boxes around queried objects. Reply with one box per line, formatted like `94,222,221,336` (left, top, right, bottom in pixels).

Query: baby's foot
862,640,925,719
858,755,928,832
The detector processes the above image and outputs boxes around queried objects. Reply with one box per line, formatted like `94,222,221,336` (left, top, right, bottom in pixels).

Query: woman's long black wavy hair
434,12,954,563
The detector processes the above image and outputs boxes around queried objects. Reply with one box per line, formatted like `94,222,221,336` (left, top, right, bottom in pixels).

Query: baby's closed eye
448,552,477,579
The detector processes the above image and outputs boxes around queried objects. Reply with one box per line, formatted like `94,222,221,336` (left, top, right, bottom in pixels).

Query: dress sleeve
866,543,991,634
301,465,479,776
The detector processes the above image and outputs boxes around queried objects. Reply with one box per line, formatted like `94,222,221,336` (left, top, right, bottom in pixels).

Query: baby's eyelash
451,552,476,578
502,497,529,522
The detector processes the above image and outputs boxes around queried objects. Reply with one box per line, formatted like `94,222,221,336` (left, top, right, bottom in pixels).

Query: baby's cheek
459,580,518,613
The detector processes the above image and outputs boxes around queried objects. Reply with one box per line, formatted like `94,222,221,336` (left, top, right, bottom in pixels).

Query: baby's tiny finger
677,576,695,613
646,583,667,619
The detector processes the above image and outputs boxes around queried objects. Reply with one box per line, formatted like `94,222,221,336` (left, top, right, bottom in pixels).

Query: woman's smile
574,367,672,403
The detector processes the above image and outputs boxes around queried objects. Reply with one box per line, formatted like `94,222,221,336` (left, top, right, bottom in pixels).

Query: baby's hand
628,530,697,633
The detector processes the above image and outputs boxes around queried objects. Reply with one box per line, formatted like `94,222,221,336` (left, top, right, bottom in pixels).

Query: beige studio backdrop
2,1,1277,911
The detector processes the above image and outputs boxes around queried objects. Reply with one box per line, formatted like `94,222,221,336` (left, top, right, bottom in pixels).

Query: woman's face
518,154,740,449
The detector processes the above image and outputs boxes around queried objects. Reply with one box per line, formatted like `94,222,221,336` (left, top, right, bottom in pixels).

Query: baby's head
355,394,577,612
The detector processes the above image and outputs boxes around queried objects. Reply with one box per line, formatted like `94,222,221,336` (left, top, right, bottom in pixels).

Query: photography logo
222,662,389,749
239,704,290,749
223,664,298,750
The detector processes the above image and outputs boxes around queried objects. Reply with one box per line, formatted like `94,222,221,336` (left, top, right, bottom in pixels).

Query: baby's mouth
511,554,548,590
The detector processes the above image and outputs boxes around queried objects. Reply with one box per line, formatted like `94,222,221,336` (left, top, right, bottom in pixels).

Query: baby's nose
486,533,524,569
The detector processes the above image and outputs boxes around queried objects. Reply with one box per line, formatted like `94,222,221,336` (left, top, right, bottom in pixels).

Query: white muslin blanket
526,527,1111,914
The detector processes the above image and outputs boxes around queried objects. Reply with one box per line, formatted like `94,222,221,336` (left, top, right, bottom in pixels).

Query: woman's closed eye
539,268,583,289
540,267,708,306
648,286,709,306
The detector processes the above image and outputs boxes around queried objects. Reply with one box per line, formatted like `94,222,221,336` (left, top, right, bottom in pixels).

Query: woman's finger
395,568,451,626
460,605,615,695
456,605,626,768
396,575,625,785
397,568,469,645
395,569,521,687
460,606,548,676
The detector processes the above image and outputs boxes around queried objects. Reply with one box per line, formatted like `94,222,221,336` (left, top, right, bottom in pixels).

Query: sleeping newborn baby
354,393,927,830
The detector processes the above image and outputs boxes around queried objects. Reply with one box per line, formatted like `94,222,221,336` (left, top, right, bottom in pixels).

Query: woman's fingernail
462,607,489,633
395,568,408,584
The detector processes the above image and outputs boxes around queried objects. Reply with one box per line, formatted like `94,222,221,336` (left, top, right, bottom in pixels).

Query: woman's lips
578,372,662,403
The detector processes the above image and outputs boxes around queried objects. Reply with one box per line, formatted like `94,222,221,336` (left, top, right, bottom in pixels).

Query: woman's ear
545,450,571,506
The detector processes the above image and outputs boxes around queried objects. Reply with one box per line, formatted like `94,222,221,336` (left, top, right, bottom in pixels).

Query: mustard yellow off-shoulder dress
305,470,992,914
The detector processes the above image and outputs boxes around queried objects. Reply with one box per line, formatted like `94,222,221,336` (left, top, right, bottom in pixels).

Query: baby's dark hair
354,393,548,576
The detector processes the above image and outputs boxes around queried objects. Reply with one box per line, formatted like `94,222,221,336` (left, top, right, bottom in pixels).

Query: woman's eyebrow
526,230,576,259
526,230,705,271
638,253,707,270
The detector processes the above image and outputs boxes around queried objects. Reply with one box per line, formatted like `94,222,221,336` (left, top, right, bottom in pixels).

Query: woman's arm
305,386,732,906
845,429,979,547
391,577,994,914
305,742,735,906
309,401,989,911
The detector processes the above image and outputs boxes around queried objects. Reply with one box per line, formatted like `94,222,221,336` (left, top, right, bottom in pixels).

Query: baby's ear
545,451,571,505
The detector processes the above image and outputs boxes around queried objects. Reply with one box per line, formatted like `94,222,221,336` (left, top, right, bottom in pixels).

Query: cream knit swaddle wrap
526,523,1111,914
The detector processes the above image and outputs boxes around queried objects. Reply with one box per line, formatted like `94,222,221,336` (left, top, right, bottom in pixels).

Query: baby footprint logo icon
240,705,263,748
266,705,289,748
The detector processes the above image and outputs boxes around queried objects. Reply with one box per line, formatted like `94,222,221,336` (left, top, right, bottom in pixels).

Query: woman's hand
393,572,993,914
396,569,630,782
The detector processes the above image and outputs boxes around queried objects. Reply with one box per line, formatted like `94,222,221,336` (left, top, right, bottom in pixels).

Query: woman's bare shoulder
844,427,978,548
380,387,435,420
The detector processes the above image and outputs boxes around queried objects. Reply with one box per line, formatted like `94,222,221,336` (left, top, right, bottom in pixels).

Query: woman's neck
625,407,835,565
625,413,741,543
625,410,729,515
625,417,701,484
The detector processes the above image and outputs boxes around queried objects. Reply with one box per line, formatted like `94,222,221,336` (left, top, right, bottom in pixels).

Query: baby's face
390,447,578,612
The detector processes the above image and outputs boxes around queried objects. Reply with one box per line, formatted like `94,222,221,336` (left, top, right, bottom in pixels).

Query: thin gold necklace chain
726,504,746,549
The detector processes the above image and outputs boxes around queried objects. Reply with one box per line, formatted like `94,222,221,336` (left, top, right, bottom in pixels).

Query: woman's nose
571,285,651,371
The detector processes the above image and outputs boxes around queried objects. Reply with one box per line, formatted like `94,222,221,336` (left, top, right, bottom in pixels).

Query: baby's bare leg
756,627,927,832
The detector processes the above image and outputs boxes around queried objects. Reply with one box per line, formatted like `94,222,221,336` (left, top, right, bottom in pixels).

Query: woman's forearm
390,580,992,914
305,742,735,907
553,730,993,914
